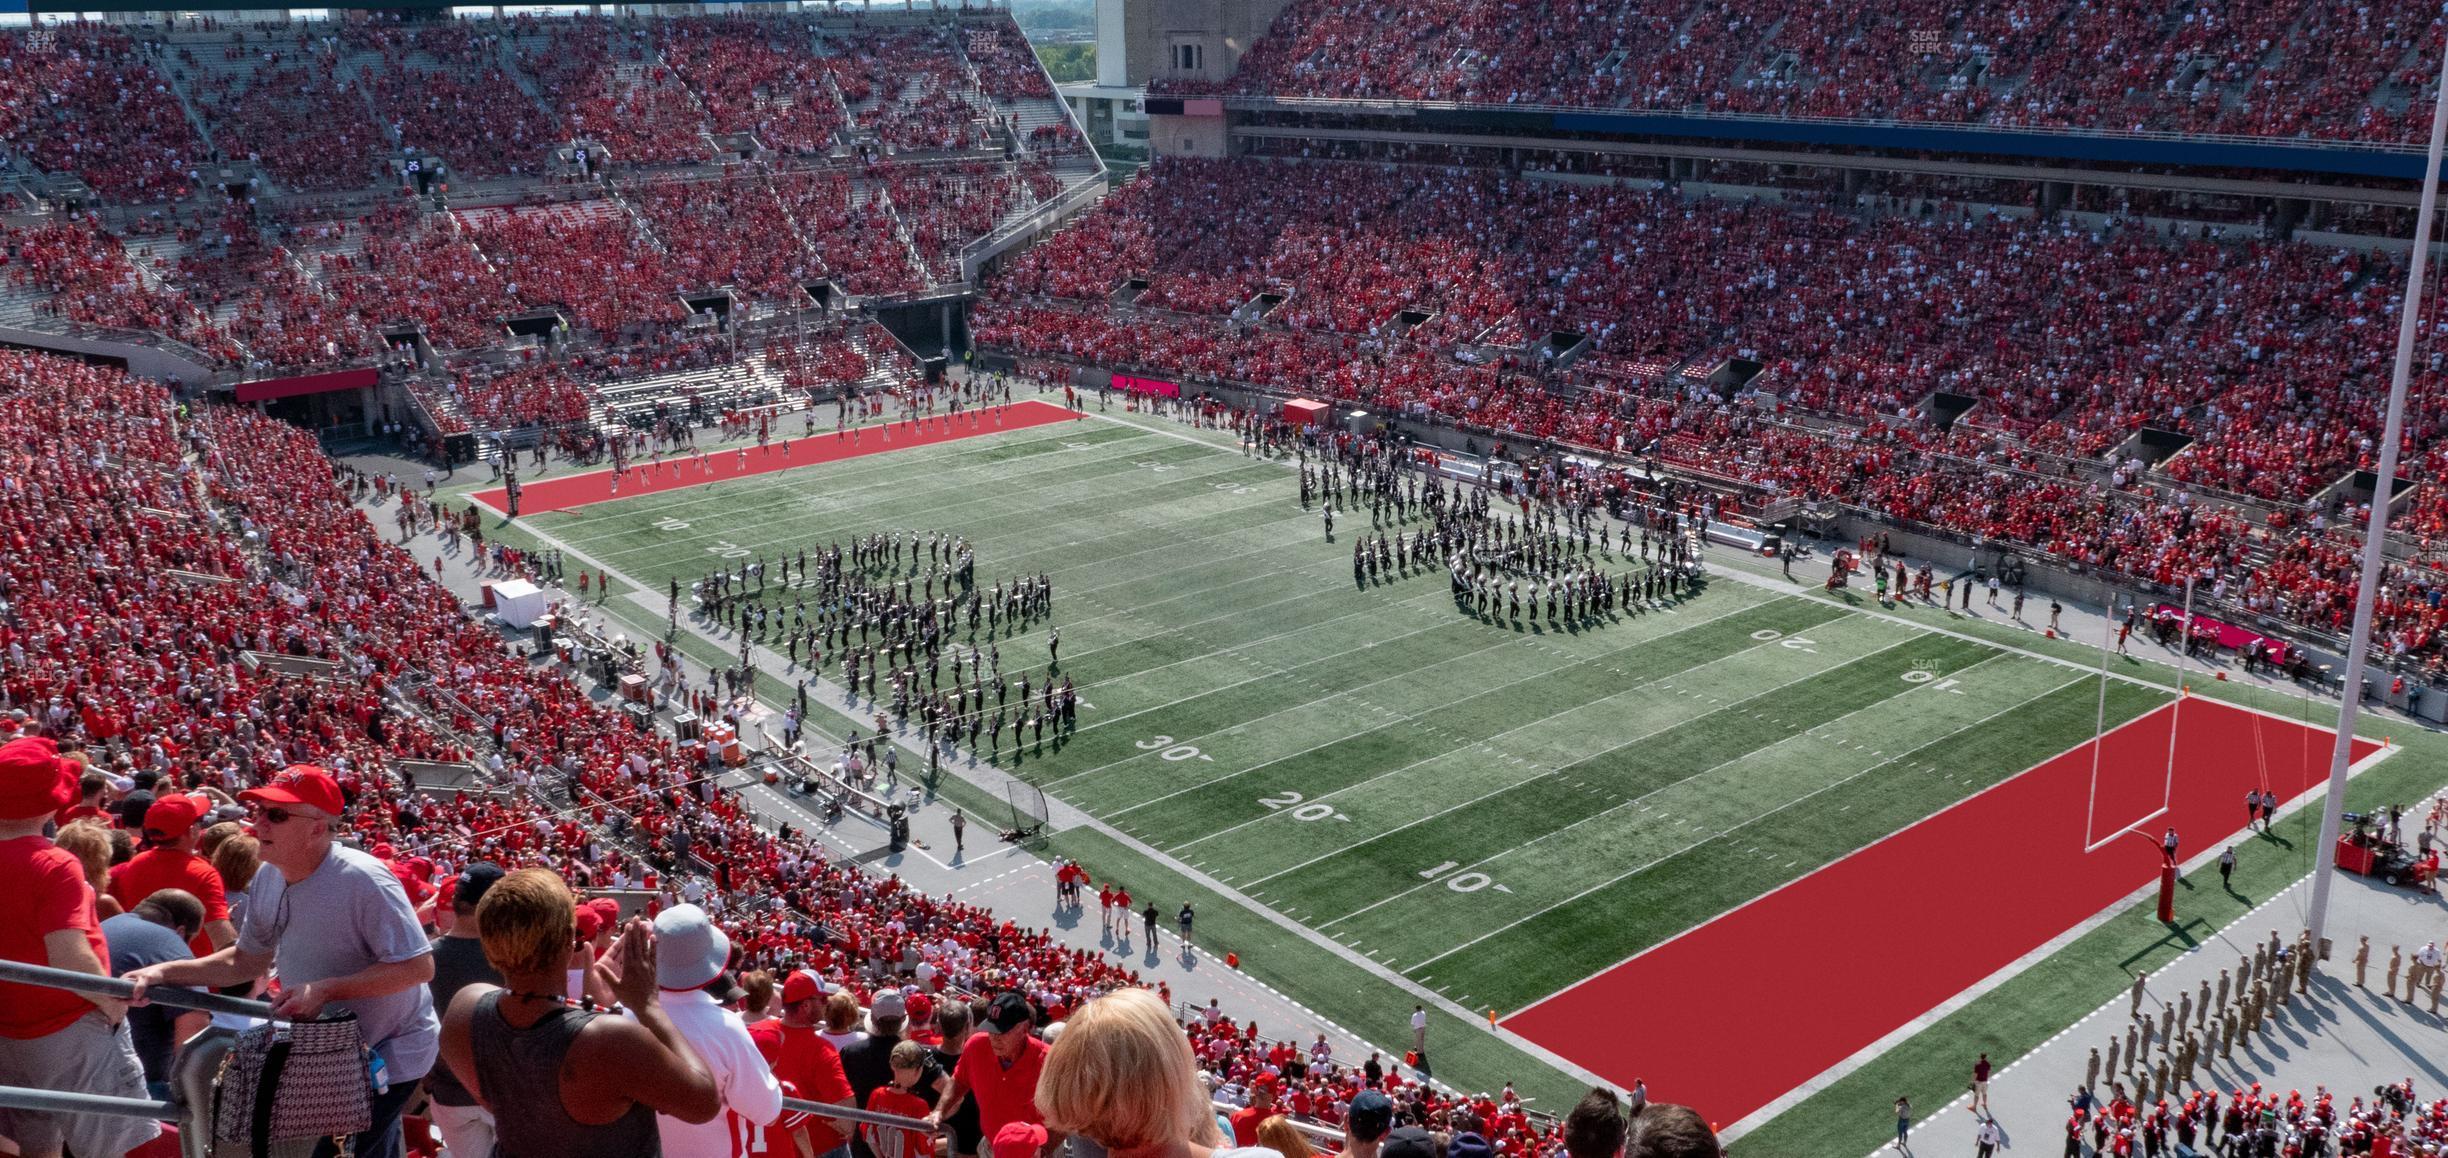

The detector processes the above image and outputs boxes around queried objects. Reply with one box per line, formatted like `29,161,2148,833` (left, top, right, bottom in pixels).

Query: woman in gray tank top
437,870,720,1158
471,990,661,1158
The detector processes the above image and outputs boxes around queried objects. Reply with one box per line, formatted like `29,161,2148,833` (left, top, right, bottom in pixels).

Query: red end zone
1502,696,2385,1129
469,400,1083,515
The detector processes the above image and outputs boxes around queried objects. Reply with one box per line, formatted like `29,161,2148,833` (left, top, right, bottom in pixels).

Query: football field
489,402,2380,1124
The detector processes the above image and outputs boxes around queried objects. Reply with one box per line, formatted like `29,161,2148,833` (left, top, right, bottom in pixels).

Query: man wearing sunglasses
124,765,439,1158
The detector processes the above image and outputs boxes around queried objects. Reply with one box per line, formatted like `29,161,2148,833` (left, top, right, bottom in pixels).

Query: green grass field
460,405,2448,1155
520,410,2174,1011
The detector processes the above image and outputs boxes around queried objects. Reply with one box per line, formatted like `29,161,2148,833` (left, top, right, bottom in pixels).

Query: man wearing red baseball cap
108,792,235,955
1231,1073,1279,1146
126,765,438,1158
0,735,159,1158
749,971,858,1158
571,897,623,1004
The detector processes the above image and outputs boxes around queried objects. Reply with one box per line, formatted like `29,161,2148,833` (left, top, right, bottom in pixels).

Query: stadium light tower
2304,40,2448,950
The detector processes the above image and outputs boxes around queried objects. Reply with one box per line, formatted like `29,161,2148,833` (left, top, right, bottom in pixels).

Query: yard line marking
1056,568,1461,674
1504,676,2175,1020
569,429,1197,554
1070,607,1481,728
1706,563,2235,703
1088,595,1787,808
1321,641,2026,940
1219,630,1926,876
1407,672,2086,972
1057,596,1786,794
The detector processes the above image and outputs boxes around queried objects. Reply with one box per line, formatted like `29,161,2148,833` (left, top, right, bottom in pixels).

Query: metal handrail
0,1087,181,1122
962,169,1109,263
780,1096,940,1132
0,959,275,1020
0,962,949,1142
1213,94,2436,157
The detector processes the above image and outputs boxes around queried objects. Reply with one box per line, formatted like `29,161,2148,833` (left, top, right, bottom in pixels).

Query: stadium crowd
328,20,558,181
173,34,387,192
504,15,710,168
973,154,2448,673
1,303,2442,1158
0,346,1742,1158
0,11,1079,417
0,26,200,203
656,16,844,155
1188,0,2446,143
0,11,1072,208
303,204,524,353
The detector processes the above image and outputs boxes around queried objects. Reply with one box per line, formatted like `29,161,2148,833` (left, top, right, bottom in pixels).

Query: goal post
2083,580,2193,855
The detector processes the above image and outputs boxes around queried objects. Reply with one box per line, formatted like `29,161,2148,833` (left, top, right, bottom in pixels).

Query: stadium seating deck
1183,0,2446,145
971,154,2448,675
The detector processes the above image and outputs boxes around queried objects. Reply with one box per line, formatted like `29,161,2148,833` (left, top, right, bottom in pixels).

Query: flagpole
2304,40,2448,951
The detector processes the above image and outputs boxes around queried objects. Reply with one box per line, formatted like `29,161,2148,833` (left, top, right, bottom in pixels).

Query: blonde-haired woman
1254,1118,1316,1158
207,831,261,928
52,820,123,919
1037,988,1281,1158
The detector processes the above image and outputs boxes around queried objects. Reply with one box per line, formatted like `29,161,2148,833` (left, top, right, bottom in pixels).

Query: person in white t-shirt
819,991,870,1053
635,905,782,1158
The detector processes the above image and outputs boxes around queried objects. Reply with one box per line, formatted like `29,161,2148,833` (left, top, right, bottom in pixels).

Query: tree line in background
1034,42,1095,83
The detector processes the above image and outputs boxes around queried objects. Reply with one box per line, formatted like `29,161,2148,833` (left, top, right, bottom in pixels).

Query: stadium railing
0,960,1347,1151
1211,95,2434,156
759,740,901,819
962,169,1111,283
0,959,265,1158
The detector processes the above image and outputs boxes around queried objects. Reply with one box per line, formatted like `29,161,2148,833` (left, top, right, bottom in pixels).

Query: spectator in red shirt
53,771,112,828
925,991,1053,1158
1230,1074,1279,1146
0,734,158,1158
748,970,859,1158
863,1040,941,1158
107,792,236,954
